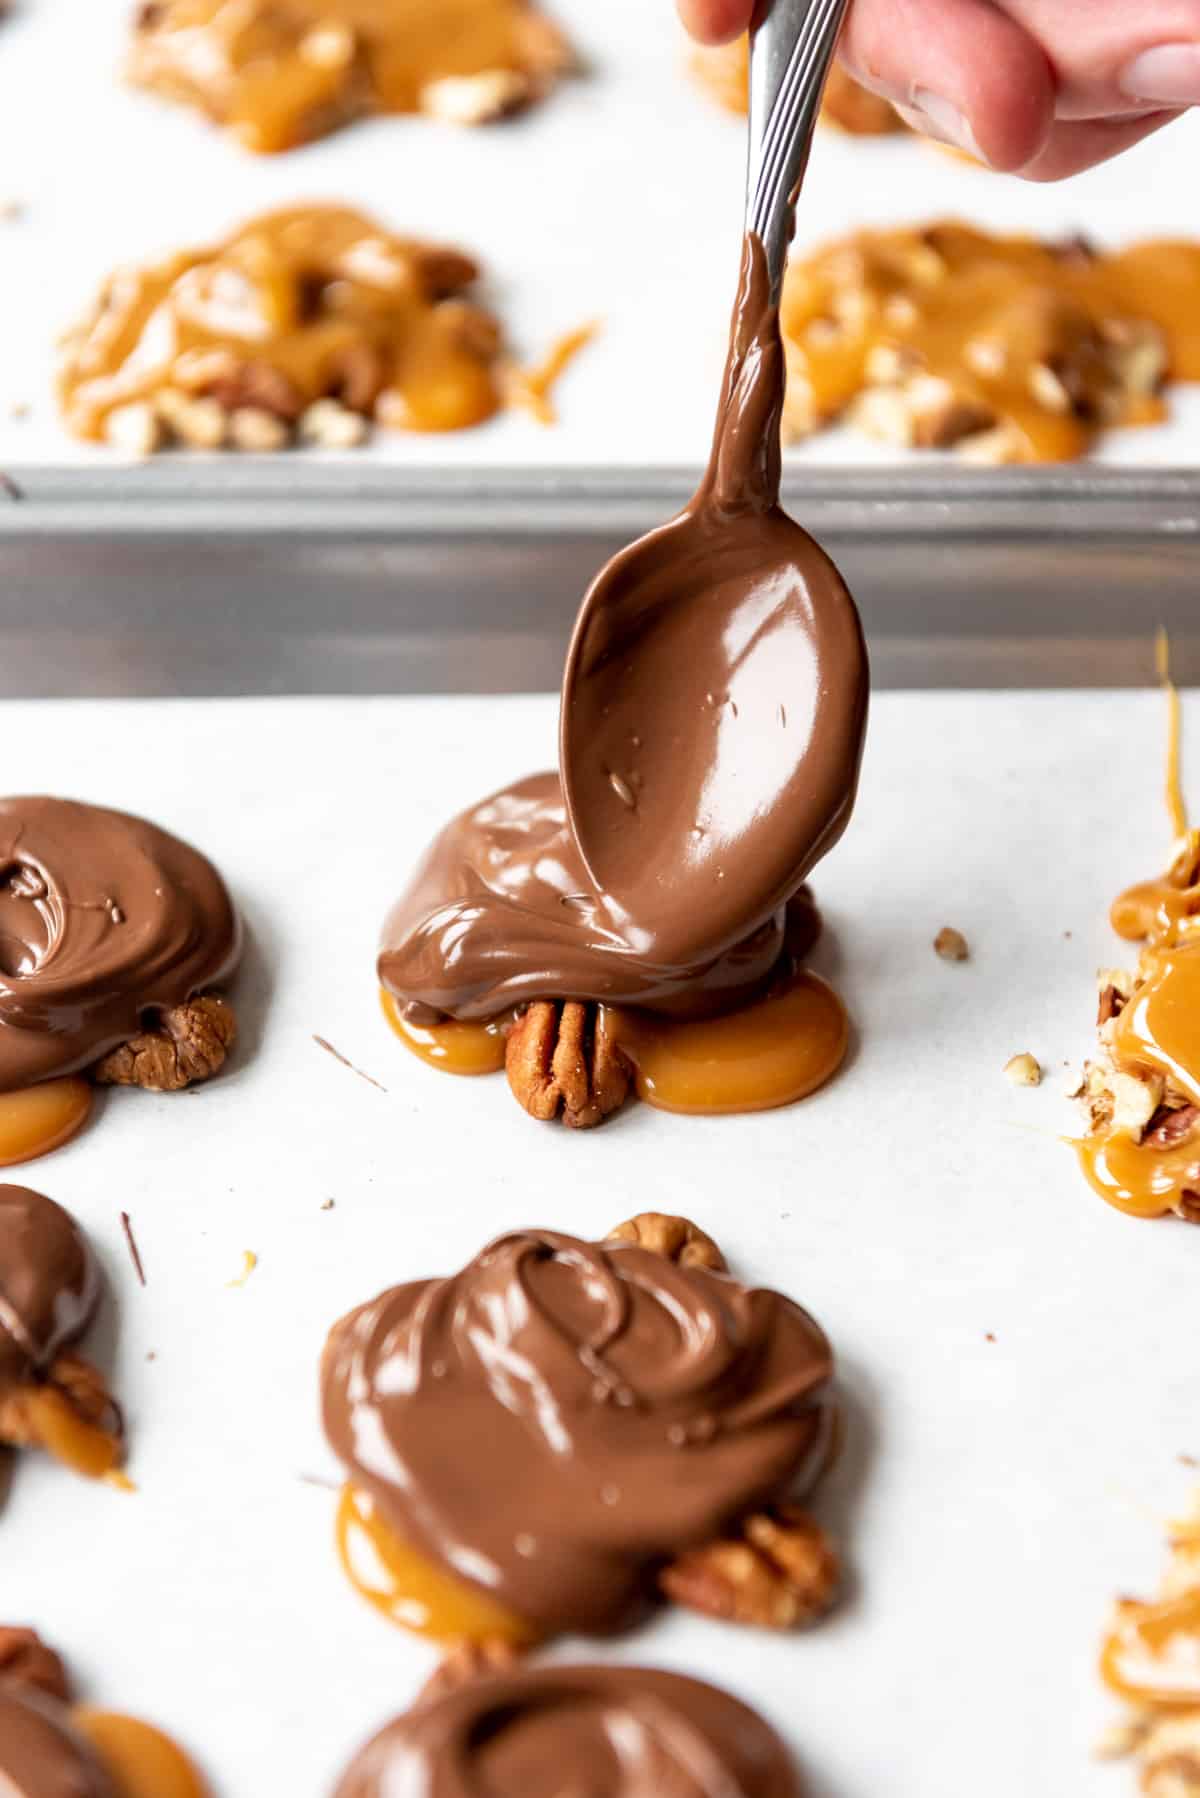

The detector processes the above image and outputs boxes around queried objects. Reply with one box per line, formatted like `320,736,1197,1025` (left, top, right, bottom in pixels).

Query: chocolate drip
322,1227,834,1637
0,1689,114,1798
379,234,866,1020
0,797,240,1090
0,1185,99,1388
333,1663,802,1798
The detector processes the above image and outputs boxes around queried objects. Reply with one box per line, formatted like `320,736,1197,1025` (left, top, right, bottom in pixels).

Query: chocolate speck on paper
312,1034,387,1093
120,1210,147,1286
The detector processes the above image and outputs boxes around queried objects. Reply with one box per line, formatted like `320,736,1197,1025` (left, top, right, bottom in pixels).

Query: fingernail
1120,43,1200,105
907,88,986,162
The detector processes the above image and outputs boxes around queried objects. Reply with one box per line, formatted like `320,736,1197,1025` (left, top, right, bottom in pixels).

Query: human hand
677,0,1196,179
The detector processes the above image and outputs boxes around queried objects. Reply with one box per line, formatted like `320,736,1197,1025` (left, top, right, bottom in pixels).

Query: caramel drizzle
1078,641,1200,1218
781,224,1200,462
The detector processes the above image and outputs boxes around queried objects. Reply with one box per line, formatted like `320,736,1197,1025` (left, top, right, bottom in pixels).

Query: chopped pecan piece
933,926,969,962
505,1000,631,1129
204,359,304,423
659,1504,839,1629
0,1627,70,1702
606,1212,726,1273
94,993,236,1091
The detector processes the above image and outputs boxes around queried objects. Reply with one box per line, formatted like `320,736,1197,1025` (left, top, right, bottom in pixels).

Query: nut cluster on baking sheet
1074,825,1200,1222
377,763,850,1129
0,1625,206,1795
1098,1493,1200,1794
0,796,240,1164
781,223,1200,463
332,1660,803,1797
128,0,575,152
58,206,508,455
321,1214,841,1647
0,1186,124,1484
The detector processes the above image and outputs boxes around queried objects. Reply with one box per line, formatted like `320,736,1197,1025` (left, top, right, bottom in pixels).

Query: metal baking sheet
1,0,1200,472
1,464,1199,695
3,687,1196,1795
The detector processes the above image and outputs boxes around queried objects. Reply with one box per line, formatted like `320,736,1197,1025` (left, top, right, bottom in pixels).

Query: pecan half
0,1627,70,1702
1144,1104,1200,1150
659,1504,839,1629
94,993,236,1091
505,1001,630,1129
606,1212,726,1273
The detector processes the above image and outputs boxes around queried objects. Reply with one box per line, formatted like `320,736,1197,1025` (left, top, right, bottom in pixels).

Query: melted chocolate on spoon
560,233,867,969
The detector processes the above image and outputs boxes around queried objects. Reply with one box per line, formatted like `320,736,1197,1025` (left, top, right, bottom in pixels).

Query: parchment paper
1,689,1195,1794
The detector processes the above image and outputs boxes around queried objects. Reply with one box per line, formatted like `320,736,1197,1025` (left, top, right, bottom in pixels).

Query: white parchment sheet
1,689,1196,1794
1,0,1200,468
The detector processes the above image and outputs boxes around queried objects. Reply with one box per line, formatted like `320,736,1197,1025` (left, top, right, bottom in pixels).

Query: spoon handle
745,0,853,306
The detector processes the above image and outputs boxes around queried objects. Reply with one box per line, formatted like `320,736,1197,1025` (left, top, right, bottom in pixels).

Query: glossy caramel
74,1710,208,1798
59,206,505,443
385,965,847,1114
0,1079,92,1167
23,1384,123,1481
381,988,510,1075
1078,654,1200,1218
508,322,597,425
613,968,848,1115
130,0,572,153
782,223,1200,462
335,1482,536,1644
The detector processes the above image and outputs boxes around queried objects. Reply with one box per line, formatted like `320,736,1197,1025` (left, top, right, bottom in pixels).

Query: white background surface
1,0,1200,468
2,689,1197,1795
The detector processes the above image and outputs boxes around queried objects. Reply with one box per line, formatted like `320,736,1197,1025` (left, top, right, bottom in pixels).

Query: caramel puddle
0,1079,92,1167
336,1482,536,1645
73,1710,208,1798
381,989,510,1075
383,965,848,1115
611,967,848,1115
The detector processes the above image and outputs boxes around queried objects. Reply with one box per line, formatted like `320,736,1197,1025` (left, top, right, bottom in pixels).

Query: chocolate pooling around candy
380,773,808,1020
0,1689,115,1798
0,797,240,1090
379,235,865,1023
321,1227,834,1637
333,1663,802,1798
0,1185,100,1390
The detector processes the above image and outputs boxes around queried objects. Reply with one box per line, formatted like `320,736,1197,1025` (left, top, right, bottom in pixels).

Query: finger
989,0,1200,119
840,0,1055,171
675,0,754,45
1013,108,1183,182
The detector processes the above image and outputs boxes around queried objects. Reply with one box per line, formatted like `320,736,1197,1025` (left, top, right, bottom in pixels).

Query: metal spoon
559,0,868,972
